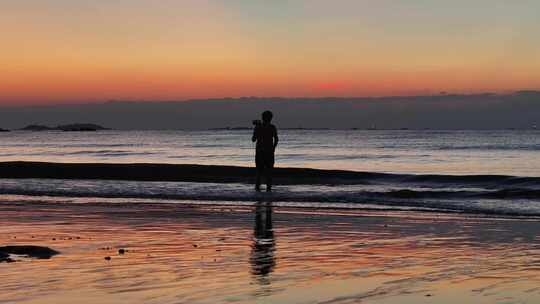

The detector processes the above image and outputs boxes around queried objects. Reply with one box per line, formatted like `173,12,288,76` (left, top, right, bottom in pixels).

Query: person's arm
273,126,279,151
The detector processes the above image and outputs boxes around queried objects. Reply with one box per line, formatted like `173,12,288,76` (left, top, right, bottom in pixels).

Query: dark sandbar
0,161,383,185
0,161,537,187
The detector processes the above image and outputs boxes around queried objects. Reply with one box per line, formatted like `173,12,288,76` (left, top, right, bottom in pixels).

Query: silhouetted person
252,111,278,192
250,201,276,281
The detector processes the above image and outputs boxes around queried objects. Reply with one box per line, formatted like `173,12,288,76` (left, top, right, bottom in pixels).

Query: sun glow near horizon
2,1,540,105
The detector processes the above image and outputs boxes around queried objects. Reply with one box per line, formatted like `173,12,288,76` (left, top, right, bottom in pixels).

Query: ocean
1,129,539,175
0,129,539,216
2,130,540,303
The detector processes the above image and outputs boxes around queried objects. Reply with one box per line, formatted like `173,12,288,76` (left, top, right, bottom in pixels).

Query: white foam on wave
1,178,539,216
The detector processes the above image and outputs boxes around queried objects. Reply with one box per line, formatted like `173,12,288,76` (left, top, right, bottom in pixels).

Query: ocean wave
1,185,538,201
67,150,136,154
0,143,145,148
0,176,539,216
0,162,539,188
276,154,400,161
433,144,540,151
66,150,157,156
0,162,539,217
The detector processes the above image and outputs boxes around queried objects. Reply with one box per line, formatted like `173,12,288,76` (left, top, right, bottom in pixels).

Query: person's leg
266,167,273,192
265,153,275,192
255,170,262,191
255,152,262,191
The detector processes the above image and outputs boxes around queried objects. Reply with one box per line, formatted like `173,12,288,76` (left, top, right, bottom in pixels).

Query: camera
252,120,262,126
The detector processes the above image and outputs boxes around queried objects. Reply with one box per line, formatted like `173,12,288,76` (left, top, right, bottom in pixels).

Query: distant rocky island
21,123,110,132
0,128,9,132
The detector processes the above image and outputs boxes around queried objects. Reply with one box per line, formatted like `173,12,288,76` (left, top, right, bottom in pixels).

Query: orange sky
2,1,539,105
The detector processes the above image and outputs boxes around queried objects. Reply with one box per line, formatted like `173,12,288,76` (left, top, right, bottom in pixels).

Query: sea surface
2,130,540,303
0,129,539,176
0,130,539,216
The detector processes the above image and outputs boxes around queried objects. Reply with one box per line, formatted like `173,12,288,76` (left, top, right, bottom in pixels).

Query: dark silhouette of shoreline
20,123,109,132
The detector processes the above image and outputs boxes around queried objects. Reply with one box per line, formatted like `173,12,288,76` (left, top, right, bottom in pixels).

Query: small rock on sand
118,249,125,255
0,251,13,263
104,256,111,261
0,245,60,260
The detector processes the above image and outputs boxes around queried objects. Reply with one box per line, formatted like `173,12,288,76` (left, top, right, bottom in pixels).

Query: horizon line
2,89,540,108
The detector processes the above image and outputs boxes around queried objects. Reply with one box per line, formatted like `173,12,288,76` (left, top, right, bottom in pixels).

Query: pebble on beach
0,258,16,263
118,249,125,255
0,252,12,263
104,256,111,261
0,245,59,260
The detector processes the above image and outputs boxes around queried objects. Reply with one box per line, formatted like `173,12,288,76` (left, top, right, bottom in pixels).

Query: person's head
262,110,273,124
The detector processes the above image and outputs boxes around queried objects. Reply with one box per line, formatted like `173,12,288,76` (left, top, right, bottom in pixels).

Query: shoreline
3,196,540,220
0,161,539,218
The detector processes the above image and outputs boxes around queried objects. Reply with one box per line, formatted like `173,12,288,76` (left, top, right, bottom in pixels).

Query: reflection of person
252,111,279,192
250,202,276,281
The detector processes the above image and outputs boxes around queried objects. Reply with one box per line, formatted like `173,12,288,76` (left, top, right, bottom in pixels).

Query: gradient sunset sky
2,0,539,104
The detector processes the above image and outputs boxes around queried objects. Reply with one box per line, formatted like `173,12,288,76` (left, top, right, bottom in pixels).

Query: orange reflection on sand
1,201,539,303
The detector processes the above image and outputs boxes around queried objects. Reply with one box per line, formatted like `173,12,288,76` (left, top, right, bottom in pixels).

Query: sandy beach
1,198,539,304
3,0,540,302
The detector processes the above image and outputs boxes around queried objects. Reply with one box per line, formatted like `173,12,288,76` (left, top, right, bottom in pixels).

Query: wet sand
1,200,540,304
